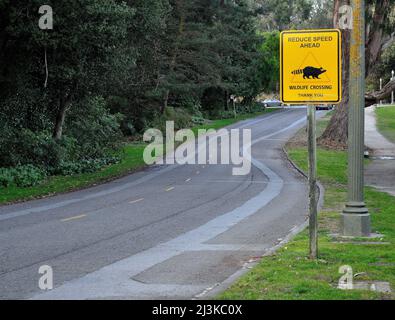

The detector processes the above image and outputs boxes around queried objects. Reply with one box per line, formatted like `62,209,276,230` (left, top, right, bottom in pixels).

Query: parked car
316,104,335,110
261,99,283,108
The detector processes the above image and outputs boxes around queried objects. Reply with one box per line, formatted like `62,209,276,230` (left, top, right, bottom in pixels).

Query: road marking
0,111,292,223
129,198,144,204
185,178,191,182
165,187,175,192
33,114,309,300
61,214,87,223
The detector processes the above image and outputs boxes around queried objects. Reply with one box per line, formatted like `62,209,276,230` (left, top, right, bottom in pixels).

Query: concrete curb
195,145,325,300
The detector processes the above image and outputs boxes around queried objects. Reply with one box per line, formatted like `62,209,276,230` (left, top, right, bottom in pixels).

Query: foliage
257,0,313,30
0,128,66,168
0,0,283,187
368,43,395,91
0,165,47,188
259,32,280,93
0,110,275,203
50,157,121,176
65,96,123,160
148,107,193,133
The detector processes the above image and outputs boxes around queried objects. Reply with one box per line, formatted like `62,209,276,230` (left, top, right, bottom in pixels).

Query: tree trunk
365,78,395,106
225,90,229,111
53,96,70,140
366,0,390,75
162,0,185,115
161,90,169,114
319,0,350,148
320,0,393,148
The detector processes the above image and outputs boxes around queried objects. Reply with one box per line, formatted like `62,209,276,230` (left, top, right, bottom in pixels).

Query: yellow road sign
280,29,342,104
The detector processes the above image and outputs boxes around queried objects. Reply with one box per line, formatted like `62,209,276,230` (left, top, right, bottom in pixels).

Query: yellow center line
61,214,87,223
129,198,144,204
165,187,175,192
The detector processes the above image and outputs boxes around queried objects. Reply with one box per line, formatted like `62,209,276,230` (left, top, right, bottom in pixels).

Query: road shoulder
218,113,395,300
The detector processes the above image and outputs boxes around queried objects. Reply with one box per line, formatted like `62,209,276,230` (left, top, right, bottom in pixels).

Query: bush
218,110,236,119
0,165,47,188
148,107,192,132
191,115,205,125
50,157,121,176
0,168,14,188
13,165,47,187
0,128,66,168
65,96,123,160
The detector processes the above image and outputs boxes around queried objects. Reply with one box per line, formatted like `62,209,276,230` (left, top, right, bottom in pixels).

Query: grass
376,105,395,143
191,110,276,135
219,116,395,300
0,109,276,205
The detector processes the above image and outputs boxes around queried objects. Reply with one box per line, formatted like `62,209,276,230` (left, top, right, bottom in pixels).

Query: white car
261,99,283,108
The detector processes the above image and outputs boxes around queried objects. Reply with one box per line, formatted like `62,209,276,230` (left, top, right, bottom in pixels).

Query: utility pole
341,0,371,237
308,105,318,258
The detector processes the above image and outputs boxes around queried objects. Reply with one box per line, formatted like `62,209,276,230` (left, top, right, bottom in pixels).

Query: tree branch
365,79,395,107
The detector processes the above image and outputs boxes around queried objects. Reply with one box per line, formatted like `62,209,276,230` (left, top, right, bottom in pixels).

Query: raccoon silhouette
292,66,327,79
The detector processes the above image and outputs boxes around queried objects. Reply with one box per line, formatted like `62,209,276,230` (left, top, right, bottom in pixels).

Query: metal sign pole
307,105,318,259
280,29,342,257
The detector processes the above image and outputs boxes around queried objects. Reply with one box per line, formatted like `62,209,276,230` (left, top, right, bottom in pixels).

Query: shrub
13,165,47,187
0,165,47,188
148,107,192,133
0,128,66,168
65,96,123,160
0,168,14,188
191,116,205,125
218,110,236,119
50,157,121,176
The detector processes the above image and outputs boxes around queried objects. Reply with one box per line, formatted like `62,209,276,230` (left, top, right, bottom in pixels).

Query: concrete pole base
341,202,371,236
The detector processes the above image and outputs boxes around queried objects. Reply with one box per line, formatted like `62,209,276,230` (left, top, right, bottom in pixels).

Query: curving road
0,108,313,299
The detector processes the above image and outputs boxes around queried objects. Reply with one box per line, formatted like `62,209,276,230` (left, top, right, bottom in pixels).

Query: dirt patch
317,137,347,151
285,127,307,149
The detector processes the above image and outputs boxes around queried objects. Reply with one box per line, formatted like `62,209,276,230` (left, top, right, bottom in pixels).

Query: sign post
307,105,318,259
280,29,342,259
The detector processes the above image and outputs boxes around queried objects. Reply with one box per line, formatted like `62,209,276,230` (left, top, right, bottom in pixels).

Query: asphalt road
0,108,312,299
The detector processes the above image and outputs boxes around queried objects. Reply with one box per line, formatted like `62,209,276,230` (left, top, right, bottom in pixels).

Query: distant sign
280,29,342,104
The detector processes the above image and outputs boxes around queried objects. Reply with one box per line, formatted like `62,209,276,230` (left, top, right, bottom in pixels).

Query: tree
319,0,351,148
366,0,395,75
0,0,280,171
320,0,395,147
365,78,395,106
257,0,313,31
0,1,134,140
